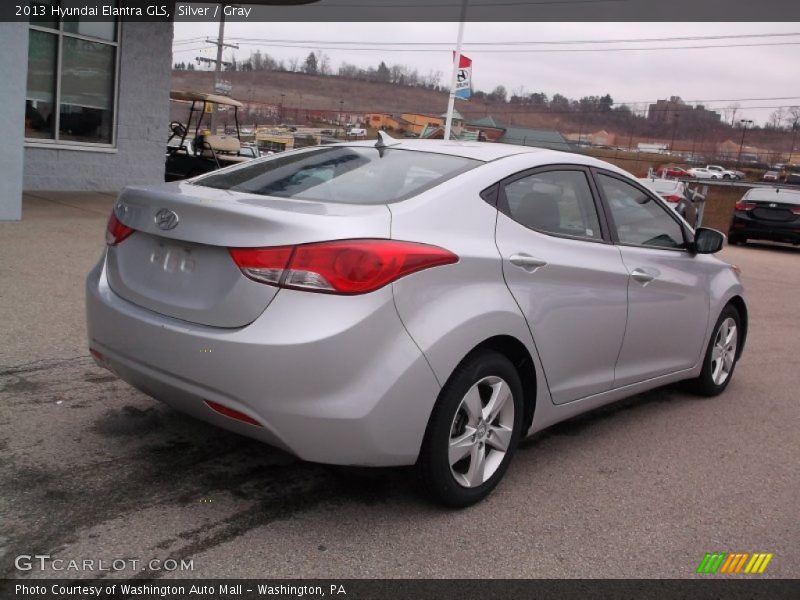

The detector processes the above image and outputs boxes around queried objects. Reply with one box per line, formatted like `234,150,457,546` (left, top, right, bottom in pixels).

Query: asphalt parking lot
1,193,798,579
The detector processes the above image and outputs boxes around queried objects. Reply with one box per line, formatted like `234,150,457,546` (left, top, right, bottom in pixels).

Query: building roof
468,115,503,129
498,127,571,151
420,125,480,142
440,109,464,121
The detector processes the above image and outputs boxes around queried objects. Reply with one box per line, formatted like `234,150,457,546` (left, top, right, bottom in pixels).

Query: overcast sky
172,21,800,126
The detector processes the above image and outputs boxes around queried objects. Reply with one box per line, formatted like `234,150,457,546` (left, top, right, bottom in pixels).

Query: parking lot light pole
736,119,753,169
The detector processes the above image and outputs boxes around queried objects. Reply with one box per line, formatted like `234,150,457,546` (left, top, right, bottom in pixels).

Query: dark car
729,187,800,245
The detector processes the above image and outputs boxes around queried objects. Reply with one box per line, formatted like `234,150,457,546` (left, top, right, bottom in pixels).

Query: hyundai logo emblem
154,209,179,230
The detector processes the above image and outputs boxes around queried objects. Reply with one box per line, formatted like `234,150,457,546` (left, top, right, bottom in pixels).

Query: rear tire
417,350,524,507
685,305,741,397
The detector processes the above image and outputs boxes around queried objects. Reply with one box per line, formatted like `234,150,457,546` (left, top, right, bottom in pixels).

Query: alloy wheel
710,317,738,385
448,376,515,488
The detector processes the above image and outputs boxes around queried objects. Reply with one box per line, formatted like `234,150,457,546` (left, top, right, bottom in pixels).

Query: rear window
194,146,482,204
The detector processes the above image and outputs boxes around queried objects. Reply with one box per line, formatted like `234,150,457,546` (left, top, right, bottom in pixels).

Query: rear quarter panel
388,160,553,419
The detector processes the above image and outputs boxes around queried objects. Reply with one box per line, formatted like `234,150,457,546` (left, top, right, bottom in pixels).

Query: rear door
594,171,710,386
494,166,629,404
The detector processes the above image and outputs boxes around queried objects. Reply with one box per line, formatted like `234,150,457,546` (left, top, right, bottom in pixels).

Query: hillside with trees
172,50,800,153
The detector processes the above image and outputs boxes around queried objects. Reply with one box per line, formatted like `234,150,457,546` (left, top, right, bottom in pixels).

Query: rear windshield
194,146,482,204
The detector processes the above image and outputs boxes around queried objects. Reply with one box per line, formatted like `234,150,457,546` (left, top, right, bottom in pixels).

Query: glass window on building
25,4,118,146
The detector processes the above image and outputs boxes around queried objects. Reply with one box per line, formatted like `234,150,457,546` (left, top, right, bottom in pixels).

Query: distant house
498,126,571,151
418,110,474,140
366,113,402,130
564,129,616,147
420,114,570,151
365,112,444,136
401,112,445,136
466,116,505,142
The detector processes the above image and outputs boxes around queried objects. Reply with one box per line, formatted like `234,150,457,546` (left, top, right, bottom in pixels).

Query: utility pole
736,119,753,168
790,119,799,163
201,4,239,134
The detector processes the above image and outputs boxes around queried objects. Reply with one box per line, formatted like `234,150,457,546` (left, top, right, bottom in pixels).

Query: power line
220,40,800,53
213,32,800,47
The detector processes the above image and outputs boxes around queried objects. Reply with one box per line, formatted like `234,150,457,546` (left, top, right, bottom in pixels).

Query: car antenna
375,130,400,157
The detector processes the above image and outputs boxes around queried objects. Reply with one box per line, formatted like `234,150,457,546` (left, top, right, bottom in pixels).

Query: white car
687,168,720,180
706,165,739,180
638,177,699,227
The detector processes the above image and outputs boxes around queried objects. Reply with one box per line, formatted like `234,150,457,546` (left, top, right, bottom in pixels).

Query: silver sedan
86,134,747,506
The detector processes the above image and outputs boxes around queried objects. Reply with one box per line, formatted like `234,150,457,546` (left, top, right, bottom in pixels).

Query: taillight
662,194,682,203
106,212,135,246
735,201,756,211
228,246,293,286
229,239,458,295
791,206,800,215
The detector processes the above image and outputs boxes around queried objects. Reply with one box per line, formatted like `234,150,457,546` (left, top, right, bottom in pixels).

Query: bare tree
317,51,332,76
786,105,800,127
769,107,786,129
727,102,741,126
287,56,300,73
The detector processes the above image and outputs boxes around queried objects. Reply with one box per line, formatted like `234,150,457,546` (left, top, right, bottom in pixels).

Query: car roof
744,187,800,204
335,139,633,173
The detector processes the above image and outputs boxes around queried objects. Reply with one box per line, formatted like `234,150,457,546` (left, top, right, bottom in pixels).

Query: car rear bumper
730,215,800,244
86,259,441,466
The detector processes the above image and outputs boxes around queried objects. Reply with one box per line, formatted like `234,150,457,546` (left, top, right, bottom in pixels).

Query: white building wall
23,22,173,191
0,23,27,220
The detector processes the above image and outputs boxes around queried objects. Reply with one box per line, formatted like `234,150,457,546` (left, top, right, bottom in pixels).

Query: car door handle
509,254,548,271
630,268,655,284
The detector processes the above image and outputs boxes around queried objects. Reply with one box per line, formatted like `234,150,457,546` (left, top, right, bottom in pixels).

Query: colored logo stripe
697,553,726,574
697,553,773,574
744,553,773,574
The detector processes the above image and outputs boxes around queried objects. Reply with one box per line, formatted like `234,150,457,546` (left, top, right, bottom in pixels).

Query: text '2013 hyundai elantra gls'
87,133,747,506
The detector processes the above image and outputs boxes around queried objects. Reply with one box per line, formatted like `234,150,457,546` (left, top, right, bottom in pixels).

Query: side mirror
692,227,725,254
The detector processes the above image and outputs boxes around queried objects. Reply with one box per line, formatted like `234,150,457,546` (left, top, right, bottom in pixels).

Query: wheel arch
726,295,748,359
461,335,537,435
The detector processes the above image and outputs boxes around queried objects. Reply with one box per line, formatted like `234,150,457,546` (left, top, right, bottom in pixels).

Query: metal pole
736,119,752,169
790,120,799,162
444,0,469,141
209,6,226,134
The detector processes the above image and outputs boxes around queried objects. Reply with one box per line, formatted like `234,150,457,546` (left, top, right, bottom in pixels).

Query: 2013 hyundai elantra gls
86,134,747,506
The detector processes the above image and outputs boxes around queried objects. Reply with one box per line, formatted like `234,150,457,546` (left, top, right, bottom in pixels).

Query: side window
597,174,686,249
502,170,602,240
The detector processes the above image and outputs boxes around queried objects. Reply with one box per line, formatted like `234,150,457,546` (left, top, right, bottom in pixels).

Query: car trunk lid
105,183,391,327
750,201,800,223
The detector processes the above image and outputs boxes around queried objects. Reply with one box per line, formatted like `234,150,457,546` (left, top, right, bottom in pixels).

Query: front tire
417,350,524,507
685,305,741,396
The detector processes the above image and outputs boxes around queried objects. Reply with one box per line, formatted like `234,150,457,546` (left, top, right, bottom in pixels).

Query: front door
594,172,710,386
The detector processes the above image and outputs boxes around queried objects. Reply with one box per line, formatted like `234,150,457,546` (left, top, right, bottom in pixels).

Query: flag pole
444,0,468,141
